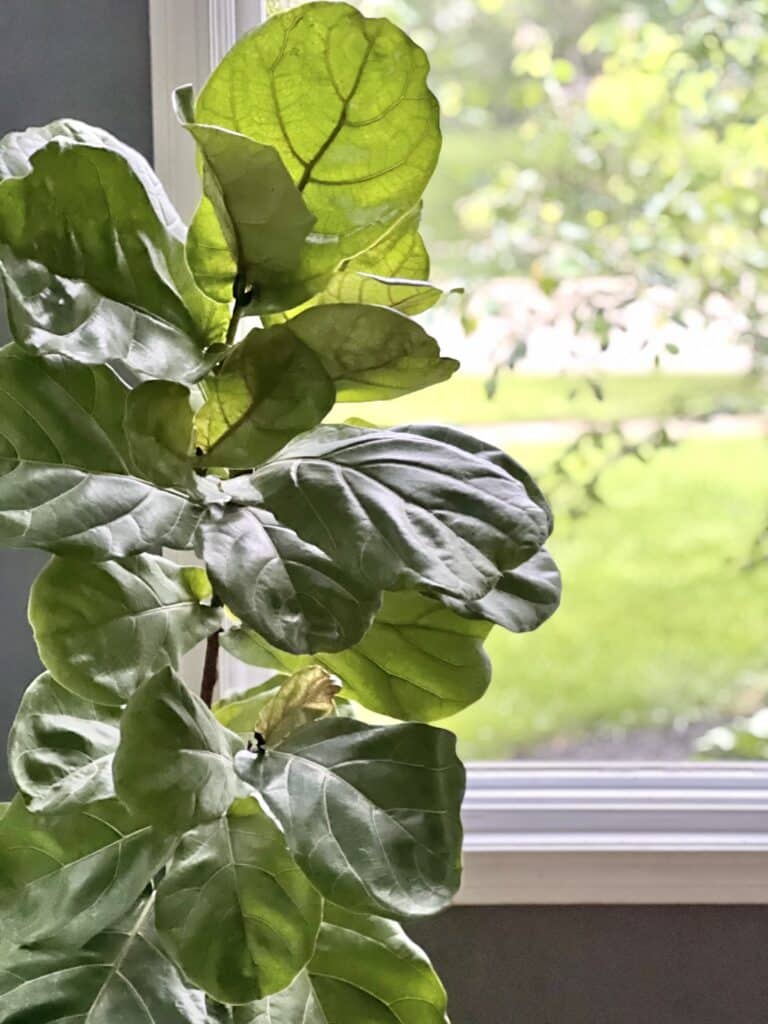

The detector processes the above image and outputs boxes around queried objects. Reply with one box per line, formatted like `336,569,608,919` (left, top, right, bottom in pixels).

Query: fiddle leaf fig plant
0,2,561,1019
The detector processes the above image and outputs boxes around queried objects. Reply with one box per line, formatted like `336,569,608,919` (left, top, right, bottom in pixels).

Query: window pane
355,0,768,761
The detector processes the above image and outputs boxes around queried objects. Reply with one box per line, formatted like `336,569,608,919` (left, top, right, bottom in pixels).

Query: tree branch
200,628,221,708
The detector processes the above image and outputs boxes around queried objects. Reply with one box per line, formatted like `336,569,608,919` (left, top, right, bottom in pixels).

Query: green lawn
443,437,768,759
334,372,764,427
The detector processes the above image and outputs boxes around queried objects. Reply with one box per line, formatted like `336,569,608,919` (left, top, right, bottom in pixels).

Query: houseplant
0,2,560,1018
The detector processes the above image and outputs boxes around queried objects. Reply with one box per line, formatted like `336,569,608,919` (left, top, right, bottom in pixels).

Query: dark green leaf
0,351,201,558
195,3,441,295
8,672,121,813
443,547,562,632
269,304,458,402
197,505,381,653
0,797,174,947
29,554,222,706
231,905,450,1024
0,119,226,382
195,327,335,468
234,717,464,918
113,667,240,831
0,898,211,1023
175,85,315,311
228,424,551,606
156,796,322,1004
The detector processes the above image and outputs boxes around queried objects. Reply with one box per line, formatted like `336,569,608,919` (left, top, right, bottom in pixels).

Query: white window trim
149,1,768,908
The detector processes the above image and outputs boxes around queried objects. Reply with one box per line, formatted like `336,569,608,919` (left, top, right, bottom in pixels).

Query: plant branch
200,627,222,708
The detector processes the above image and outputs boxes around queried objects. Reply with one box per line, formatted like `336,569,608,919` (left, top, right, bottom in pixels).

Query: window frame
150,0,768,907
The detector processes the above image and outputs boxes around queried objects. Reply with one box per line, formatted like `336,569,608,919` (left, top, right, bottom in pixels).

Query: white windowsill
458,762,768,904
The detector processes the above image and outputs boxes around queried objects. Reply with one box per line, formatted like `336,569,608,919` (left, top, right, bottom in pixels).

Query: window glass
355,0,768,761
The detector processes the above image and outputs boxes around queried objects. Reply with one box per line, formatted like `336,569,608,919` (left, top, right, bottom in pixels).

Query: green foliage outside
0,4,562,1017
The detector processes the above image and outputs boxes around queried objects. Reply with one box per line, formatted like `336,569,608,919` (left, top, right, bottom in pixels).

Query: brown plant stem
200,628,221,708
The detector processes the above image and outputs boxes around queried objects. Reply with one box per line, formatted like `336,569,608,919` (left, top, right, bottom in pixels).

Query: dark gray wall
0,0,153,795
411,905,768,1023
2,5,768,1022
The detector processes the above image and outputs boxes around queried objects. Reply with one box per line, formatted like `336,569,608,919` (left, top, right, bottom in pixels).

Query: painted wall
0,0,153,796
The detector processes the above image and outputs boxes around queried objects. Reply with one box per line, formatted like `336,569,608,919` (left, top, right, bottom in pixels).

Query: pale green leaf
8,672,121,813
0,350,201,559
113,667,240,831
175,85,315,312
0,796,174,947
0,119,226,382
29,554,223,706
195,327,335,468
125,380,197,489
0,898,211,1023
234,717,464,918
254,666,340,745
197,505,381,653
213,676,287,735
156,797,322,1004
268,304,458,402
195,3,441,295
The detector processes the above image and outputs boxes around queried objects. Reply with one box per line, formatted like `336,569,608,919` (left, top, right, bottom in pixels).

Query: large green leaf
0,119,226,382
113,667,240,831
197,505,381,653
227,424,551,608
0,797,174,947
156,797,322,1004
231,905,450,1024
8,672,121,813
195,3,441,295
0,899,211,1023
234,717,464,918
0,350,201,559
195,327,335,468
29,554,222,706
175,85,315,311
268,304,457,402
225,590,492,722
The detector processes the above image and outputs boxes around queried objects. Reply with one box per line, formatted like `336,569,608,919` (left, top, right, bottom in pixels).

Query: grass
445,437,768,759
334,372,765,427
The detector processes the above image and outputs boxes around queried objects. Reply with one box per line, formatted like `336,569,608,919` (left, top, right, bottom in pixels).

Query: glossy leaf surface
234,717,464,918
9,672,121,813
156,797,322,1004
230,424,551,606
0,900,211,1024
30,555,222,705
125,380,197,489
113,667,240,831
0,797,173,947
198,505,381,653
0,119,225,381
0,351,200,559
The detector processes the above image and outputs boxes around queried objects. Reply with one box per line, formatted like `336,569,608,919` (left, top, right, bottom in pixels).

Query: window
151,0,768,903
